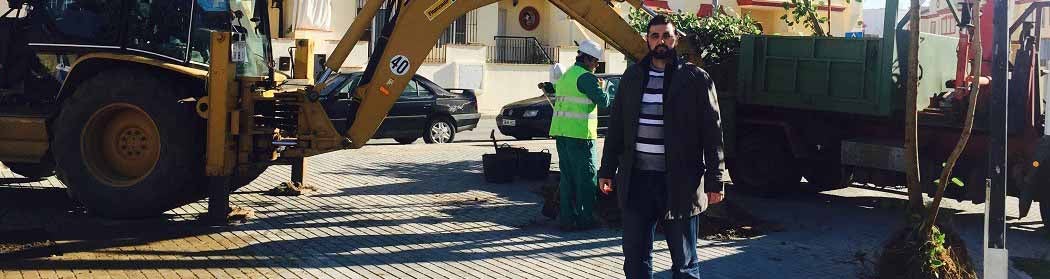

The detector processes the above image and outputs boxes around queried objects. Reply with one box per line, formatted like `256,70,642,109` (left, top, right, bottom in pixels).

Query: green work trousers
556,136,598,228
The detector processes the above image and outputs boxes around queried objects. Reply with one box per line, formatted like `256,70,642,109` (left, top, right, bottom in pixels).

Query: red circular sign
519,7,540,31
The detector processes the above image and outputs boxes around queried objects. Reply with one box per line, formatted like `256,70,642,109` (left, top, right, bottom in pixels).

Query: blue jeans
621,172,700,279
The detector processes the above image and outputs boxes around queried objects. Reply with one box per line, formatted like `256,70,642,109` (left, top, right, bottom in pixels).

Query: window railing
466,9,479,44
436,10,478,46
487,36,559,64
424,45,447,64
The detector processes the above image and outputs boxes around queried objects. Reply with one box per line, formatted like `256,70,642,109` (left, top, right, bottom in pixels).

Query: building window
930,22,937,34
358,0,394,42
1045,9,1050,27
438,10,478,45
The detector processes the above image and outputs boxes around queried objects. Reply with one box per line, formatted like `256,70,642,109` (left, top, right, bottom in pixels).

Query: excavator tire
1041,200,1048,229
4,161,56,179
52,69,205,219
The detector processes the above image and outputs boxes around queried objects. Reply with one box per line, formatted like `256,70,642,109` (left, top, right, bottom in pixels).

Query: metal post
207,176,231,223
1046,69,1050,136
291,157,306,186
985,0,1010,275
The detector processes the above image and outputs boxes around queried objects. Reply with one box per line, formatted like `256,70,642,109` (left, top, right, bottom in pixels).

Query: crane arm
324,0,680,148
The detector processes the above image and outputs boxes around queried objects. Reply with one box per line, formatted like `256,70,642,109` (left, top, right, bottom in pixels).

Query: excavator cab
0,0,280,218
0,0,274,97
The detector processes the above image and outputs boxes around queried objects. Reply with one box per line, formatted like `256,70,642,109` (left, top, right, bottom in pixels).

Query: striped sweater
634,68,665,172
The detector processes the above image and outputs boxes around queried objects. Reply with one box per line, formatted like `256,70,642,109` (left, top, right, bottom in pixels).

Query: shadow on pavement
316,160,537,197
1,165,1044,278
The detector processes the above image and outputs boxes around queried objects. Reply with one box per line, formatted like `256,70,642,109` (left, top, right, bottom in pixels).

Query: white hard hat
550,64,565,83
578,40,604,62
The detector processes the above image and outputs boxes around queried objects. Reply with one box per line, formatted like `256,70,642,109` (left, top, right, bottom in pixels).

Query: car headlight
523,110,539,118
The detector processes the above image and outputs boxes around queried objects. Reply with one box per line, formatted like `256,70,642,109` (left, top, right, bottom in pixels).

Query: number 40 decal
390,55,411,76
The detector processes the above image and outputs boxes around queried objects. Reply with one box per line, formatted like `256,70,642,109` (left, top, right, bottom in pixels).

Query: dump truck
727,0,1049,225
0,0,692,219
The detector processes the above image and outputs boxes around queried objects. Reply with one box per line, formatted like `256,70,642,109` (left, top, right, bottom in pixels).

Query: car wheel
423,118,456,144
513,135,532,141
395,137,418,144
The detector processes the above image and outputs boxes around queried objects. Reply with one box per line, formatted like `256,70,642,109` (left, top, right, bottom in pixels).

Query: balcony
424,45,447,64
487,36,559,65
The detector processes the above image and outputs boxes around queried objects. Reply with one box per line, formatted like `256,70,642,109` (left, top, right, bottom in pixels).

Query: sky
863,0,929,10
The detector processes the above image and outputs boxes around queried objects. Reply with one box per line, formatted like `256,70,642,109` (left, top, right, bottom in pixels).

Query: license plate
501,119,516,126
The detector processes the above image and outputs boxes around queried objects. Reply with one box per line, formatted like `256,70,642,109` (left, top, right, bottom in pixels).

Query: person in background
549,39,610,232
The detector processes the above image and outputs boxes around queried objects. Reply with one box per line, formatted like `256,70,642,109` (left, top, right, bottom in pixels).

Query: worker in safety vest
549,40,610,231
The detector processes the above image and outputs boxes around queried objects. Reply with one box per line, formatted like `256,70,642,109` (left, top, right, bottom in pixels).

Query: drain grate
0,228,60,261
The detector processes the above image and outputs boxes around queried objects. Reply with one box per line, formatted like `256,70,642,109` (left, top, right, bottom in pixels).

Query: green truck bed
735,33,959,117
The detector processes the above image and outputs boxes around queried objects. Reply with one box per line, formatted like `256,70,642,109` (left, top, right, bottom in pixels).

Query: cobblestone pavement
0,138,1046,279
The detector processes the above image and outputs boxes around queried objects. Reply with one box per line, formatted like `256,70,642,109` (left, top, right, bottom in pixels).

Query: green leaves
925,226,949,275
626,8,760,66
779,0,860,36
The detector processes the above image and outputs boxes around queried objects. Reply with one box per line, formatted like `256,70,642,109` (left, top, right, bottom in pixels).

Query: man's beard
652,45,674,59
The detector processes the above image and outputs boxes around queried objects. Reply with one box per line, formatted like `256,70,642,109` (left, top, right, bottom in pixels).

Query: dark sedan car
496,74,620,140
321,72,481,144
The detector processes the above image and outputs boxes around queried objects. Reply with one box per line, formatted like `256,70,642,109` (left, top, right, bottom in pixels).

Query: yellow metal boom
316,0,674,149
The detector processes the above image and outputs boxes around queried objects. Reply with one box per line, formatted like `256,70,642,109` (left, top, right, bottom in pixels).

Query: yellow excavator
0,0,695,219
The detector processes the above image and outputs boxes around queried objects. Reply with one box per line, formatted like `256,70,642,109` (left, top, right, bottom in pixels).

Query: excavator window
18,0,271,76
228,0,272,77
189,0,232,64
127,0,193,61
40,0,123,46
188,0,272,77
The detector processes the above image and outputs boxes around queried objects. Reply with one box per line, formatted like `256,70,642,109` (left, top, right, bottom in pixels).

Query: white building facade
273,0,632,115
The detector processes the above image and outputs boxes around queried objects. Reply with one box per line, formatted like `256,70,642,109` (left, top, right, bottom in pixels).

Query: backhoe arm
323,0,677,148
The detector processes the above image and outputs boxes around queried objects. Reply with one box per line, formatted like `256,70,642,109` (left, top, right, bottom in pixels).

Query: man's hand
707,192,725,205
599,178,613,195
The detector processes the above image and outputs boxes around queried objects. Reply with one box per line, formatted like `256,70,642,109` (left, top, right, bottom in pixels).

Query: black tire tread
4,161,56,179
394,137,418,144
727,125,802,197
52,69,205,218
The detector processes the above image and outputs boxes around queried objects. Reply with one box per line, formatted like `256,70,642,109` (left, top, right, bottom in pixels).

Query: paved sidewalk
0,139,1045,278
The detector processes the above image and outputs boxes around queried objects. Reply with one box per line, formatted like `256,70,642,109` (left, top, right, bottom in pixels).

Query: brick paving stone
0,139,1045,278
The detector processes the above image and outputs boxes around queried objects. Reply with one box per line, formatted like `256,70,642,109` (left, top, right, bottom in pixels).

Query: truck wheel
804,163,846,191
52,70,205,218
4,161,56,179
728,126,801,197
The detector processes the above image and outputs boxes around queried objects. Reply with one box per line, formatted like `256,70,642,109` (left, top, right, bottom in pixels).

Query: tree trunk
805,0,827,36
920,0,984,236
905,0,924,218
808,14,827,36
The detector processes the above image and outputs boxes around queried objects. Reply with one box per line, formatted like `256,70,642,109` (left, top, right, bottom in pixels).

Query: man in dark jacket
597,15,725,279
